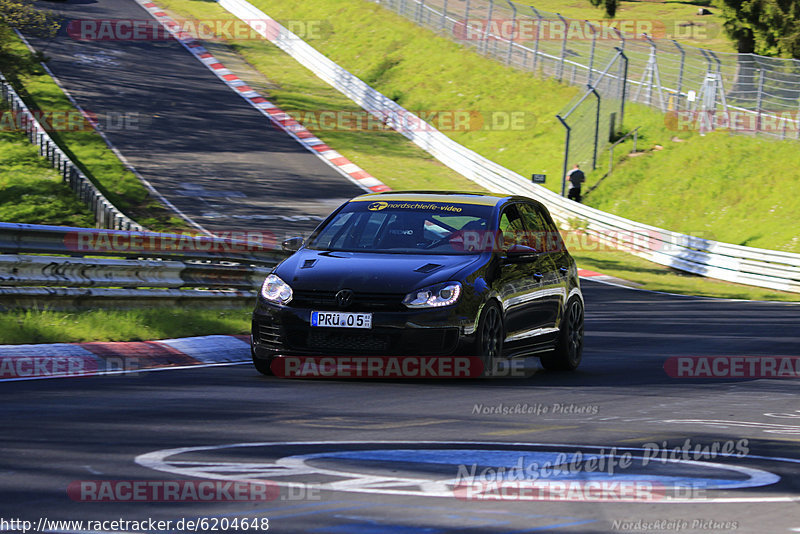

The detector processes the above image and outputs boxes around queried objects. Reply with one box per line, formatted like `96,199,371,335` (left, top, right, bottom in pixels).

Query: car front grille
284,326,459,356
306,330,391,353
257,321,283,350
291,290,406,311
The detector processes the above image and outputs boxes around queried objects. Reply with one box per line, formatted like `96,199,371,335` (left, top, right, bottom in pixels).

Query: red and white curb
135,0,390,194
0,335,251,382
578,268,641,288
578,269,609,280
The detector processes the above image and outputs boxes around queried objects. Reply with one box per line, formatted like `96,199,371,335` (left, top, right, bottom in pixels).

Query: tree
716,0,800,58
587,0,618,19
0,0,60,75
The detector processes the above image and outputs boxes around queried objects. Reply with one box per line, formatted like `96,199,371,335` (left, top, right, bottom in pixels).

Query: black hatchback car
251,191,583,376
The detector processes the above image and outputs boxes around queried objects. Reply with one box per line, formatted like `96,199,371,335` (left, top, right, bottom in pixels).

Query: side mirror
282,237,304,253
502,244,539,263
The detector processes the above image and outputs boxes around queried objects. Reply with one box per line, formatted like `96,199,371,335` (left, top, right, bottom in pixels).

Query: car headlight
261,274,293,304
403,282,462,308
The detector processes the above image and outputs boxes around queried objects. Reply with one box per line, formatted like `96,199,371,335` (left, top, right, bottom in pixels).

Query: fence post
586,20,597,86
505,1,517,66
796,97,800,140
672,40,685,111
591,87,600,170
556,13,568,82
755,69,764,133
530,6,541,75
556,114,570,197
440,0,447,31
616,47,628,130
709,51,728,113
482,0,494,54
613,27,625,52
416,0,425,24
464,0,470,23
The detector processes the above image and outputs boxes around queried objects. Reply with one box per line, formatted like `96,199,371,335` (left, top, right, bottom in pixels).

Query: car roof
349,191,528,207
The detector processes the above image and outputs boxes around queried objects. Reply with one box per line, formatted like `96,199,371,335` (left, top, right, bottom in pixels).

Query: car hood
274,249,485,293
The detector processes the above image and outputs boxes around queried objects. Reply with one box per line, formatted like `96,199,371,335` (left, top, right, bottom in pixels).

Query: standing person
567,164,585,202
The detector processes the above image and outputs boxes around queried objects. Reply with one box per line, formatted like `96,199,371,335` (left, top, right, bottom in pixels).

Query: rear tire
476,301,504,377
540,297,583,371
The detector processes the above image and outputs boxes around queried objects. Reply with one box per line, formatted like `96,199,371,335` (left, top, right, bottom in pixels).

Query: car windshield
306,199,495,254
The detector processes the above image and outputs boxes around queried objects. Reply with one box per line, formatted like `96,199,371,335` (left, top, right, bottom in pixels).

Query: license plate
311,311,372,329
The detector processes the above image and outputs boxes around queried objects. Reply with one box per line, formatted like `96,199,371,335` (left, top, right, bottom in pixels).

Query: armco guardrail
219,0,800,294
0,223,285,308
0,75,142,231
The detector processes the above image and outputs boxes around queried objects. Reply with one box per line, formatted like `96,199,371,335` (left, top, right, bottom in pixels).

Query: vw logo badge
336,289,354,308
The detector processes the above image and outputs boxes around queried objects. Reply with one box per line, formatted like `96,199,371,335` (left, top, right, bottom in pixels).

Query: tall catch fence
556,49,627,193
378,0,800,141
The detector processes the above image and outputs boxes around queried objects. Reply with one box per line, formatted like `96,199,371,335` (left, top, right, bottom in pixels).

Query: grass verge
0,127,95,226
572,249,799,301
0,29,188,231
509,0,736,53
0,306,251,344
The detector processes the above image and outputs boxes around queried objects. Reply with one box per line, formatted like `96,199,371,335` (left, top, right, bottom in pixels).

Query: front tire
540,297,583,371
476,301,504,377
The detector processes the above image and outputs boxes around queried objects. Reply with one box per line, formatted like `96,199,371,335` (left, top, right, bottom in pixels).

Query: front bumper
251,300,477,359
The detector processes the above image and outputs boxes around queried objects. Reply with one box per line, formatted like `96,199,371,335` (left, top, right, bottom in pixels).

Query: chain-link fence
556,49,627,195
377,0,800,141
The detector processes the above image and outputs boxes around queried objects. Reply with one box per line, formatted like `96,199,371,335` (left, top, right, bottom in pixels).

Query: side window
520,203,563,253
498,204,526,249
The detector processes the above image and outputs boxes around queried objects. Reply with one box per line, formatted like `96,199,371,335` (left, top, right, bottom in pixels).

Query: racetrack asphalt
26,0,365,238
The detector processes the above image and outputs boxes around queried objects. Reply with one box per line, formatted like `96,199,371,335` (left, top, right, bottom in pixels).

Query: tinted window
307,200,495,254
519,202,564,253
